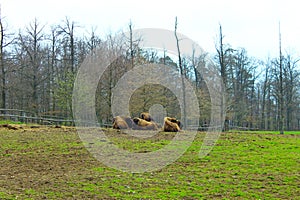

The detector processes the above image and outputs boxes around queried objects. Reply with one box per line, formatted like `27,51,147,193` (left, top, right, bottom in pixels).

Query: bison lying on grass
163,117,181,132
112,113,182,132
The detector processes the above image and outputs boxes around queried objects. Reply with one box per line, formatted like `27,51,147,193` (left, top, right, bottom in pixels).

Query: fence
0,109,74,126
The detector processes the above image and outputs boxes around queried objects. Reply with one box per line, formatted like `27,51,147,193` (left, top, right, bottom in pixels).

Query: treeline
0,16,299,130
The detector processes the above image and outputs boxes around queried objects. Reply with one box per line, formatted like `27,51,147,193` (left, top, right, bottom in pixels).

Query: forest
0,15,299,132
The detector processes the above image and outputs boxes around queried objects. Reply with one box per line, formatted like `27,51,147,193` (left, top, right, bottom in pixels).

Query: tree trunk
174,17,187,129
0,18,5,109
278,24,284,134
217,24,227,131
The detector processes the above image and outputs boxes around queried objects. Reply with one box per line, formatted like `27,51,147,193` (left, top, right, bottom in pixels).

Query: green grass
0,128,299,199
229,130,300,134
0,120,24,125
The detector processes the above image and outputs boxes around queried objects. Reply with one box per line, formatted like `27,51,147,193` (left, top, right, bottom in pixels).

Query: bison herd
112,112,182,132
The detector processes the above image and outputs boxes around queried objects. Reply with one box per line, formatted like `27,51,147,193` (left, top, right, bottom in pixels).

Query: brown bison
163,117,181,132
140,112,153,122
132,117,158,130
112,116,133,129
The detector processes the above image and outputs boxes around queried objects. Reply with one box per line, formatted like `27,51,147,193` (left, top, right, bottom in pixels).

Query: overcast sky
1,0,300,59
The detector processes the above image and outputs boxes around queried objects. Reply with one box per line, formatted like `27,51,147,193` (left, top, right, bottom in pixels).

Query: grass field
0,126,299,199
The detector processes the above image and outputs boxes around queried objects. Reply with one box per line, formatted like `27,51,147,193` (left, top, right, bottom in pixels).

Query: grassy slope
0,128,299,199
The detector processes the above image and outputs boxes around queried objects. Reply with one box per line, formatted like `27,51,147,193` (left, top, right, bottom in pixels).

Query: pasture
0,126,299,199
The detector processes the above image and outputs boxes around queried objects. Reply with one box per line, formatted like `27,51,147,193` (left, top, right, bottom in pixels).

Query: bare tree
125,21,141,69
0,13,5,109
174,17,187,128
260,60,270,129
18,18,46,114
283,53,299,130
0,11,13,110
47,26,60,113
278,23,284,134
129,21,134,69
215,24,234,131
58,17,78,73
86,27,101,55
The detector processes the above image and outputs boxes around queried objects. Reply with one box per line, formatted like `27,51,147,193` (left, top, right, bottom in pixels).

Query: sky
1,0,300,60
